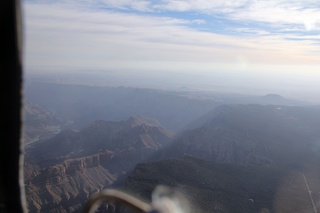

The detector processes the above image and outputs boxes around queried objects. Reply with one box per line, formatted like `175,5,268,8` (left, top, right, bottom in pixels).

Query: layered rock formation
24,116,173,212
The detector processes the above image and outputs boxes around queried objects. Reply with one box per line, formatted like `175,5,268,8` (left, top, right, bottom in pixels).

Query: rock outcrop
24,116,173,212
25,152,115,212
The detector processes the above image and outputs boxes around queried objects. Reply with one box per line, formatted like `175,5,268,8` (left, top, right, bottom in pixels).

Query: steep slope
25,152,115,213
158,104,320,168
23,102,67,144
122,157,318,213
26,116,172,165
24,116,173,212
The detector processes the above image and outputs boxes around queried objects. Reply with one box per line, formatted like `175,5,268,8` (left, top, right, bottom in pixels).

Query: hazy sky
23,0,320,100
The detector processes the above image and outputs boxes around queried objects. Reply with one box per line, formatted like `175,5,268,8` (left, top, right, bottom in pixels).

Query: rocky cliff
26,152,115,212
24,116,173,212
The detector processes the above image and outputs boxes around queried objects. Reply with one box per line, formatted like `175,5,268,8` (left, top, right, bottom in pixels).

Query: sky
22,0,320,100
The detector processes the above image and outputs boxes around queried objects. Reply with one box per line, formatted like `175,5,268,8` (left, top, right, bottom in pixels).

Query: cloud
232,28,271,35
230,1,320,31
152,0,249,13
94,0,320,32
23,0,320,73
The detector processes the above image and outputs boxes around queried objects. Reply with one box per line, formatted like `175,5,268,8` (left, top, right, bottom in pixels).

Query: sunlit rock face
24,116,173,213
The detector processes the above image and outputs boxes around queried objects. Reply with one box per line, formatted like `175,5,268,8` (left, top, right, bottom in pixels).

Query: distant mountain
24,116,173,213
23,102,67,144
157,104,320,168
24,82,310,133
23,89,320,213
259,94,305,105
26,116,172,164
119,104,320,213
24,82,218,131
122,157,316,213
263,94,285,100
